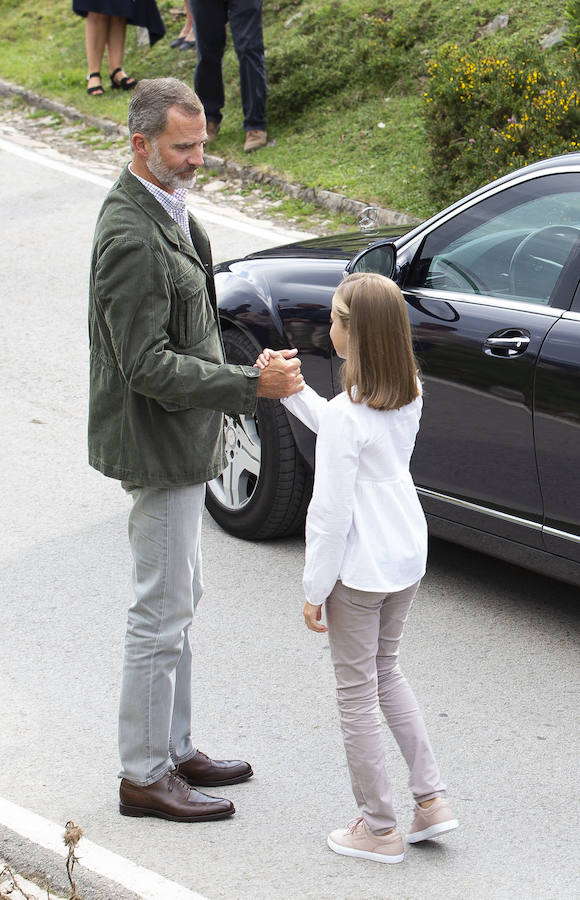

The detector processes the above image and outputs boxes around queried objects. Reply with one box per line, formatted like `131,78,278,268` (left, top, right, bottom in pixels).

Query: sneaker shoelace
346,816,365,834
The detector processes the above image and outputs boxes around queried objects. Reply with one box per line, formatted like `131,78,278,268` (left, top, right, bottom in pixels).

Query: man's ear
132,132,150,159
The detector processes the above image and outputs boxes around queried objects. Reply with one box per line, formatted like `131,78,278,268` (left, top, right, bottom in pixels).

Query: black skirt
73,0,166,46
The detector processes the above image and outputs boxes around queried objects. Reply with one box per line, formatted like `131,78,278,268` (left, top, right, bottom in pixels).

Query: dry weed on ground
0,821,84,900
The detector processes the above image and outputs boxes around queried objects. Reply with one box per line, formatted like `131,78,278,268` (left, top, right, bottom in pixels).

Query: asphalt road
0,130,578,900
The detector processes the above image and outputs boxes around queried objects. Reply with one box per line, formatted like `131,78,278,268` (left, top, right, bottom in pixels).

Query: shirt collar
129,165,188,210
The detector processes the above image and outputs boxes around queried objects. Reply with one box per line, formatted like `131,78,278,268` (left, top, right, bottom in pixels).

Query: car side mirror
347,242,396,278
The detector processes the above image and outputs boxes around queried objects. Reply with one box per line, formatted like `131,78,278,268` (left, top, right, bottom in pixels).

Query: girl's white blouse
282,384,427,606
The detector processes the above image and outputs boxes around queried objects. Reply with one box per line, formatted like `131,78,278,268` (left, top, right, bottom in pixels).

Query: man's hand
303,601,328,633
255,347,304,398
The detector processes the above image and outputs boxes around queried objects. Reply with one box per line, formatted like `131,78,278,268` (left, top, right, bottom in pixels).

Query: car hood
236,225,413,263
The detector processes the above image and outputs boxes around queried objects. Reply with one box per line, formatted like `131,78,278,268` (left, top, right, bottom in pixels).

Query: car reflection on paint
205,153,580,587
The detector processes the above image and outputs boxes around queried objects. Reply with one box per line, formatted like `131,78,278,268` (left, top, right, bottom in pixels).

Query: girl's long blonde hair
333,272,420,411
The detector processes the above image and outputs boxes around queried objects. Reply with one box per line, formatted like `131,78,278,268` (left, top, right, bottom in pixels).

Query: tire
205,328,313,540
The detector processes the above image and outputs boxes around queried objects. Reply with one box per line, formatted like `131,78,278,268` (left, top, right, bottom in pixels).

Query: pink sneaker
327,817,404,864
407,798,459,843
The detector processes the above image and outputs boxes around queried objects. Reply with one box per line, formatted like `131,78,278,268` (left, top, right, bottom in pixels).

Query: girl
257,273,458,864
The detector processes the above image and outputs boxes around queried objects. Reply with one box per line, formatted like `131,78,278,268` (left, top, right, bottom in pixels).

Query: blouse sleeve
302,400,361,606
281,383,328,434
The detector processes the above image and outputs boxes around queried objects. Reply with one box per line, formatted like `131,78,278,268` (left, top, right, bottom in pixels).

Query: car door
397,171,580,548
535,266,580,563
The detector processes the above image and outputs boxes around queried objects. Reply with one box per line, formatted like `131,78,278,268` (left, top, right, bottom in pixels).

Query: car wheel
205,328,313,540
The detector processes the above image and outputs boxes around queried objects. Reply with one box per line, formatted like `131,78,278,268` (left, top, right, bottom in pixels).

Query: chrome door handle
483,331,530,357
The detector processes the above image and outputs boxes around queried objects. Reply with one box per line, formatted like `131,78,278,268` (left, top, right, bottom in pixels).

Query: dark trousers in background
191,0,266,131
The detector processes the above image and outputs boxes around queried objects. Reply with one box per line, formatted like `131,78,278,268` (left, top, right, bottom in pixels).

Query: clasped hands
254,347,304,399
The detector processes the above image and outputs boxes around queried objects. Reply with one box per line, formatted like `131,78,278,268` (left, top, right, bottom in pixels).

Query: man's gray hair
128,77,204,139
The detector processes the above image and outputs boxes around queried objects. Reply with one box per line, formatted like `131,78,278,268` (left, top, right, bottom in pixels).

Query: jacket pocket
169,261,212,349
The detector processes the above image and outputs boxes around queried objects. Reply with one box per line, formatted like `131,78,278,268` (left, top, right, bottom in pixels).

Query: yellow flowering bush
424,43,580,203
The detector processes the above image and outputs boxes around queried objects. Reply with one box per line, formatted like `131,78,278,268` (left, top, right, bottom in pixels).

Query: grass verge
0,0,570,218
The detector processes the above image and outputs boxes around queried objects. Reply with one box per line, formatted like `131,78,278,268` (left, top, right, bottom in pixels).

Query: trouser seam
145,488,170,782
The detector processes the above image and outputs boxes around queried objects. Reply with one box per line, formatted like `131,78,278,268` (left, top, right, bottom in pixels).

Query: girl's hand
254,347,298,369
303,601,328,633
254,350,273,369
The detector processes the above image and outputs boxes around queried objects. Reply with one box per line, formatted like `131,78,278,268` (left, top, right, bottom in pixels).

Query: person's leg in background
84,12,109,95
181,0,196,48
170,0,196,50
106,16,136,89
228,0,267,150
191,0,227,140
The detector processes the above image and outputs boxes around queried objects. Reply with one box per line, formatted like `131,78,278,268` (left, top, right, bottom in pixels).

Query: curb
0,77,127,138
0,78,420,227
201,155,420,226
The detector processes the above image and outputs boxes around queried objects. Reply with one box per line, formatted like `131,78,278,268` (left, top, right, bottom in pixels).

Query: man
190,0,267,152
88,77,302,822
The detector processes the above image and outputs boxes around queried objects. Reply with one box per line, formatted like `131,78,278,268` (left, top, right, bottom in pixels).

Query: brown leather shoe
243,129,267,152
177,750,253,787
119,772,234,822
206,120,220,143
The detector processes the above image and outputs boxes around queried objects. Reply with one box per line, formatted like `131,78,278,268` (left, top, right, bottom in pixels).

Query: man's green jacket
88,166,259,487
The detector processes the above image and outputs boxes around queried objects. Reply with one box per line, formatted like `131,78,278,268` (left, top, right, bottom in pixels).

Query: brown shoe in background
244,129,267,152
177,749,253,787
119,771,234,822
206,120,220,143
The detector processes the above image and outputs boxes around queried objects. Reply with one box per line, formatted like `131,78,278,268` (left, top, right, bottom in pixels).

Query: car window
407,173,580,306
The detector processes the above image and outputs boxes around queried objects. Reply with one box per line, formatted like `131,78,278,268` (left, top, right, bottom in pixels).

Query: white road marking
0,135,114,187
0,797,207,900
0,135,314,242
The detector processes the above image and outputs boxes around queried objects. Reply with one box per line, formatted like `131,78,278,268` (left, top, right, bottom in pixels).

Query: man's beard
147,142,197,191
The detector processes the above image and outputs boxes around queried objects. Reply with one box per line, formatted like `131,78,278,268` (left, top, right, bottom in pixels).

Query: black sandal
110,67,137,91
86,71,104,96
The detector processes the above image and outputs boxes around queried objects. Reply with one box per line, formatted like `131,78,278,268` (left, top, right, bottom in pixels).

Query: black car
206,153,580,588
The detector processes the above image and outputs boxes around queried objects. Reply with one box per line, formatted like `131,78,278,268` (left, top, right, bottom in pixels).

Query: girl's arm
302,402,360,606
281,384,328,434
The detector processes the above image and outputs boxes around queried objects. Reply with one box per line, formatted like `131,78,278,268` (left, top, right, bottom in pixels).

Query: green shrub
423,42,580,204
265,1,431,121
565,0,580,50
564,0,580,74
